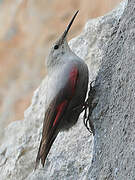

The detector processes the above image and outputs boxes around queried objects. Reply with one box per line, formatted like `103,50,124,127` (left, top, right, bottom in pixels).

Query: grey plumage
35,10,89,169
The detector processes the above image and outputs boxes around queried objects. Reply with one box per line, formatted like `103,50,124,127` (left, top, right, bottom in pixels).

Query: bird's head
46,10,79,70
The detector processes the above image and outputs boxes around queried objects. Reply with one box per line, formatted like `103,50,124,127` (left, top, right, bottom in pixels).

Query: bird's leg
72,81,97,135
83,81,96,135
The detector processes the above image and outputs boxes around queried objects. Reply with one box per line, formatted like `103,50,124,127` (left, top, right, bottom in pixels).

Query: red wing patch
69,66,78,95
52,66,78,127
53,100,68,127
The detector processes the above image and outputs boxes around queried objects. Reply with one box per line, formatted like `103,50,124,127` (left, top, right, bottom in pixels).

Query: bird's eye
54,45,59,50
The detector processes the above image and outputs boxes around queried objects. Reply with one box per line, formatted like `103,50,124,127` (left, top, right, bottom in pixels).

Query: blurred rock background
0,0,121,137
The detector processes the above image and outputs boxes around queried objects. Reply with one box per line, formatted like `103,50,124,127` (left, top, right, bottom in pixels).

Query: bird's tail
35,133,57,170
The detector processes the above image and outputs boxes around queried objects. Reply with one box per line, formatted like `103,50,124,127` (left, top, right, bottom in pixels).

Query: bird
35,10,89,169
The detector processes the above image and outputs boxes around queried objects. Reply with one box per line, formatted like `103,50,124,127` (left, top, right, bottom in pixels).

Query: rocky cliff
0,1,128,179
88,0,135,179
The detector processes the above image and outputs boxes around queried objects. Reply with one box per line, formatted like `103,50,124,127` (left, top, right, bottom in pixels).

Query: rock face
0,1,127,180
87,0,135,179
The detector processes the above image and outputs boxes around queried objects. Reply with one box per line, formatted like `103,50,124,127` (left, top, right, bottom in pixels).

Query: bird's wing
35,65,79,169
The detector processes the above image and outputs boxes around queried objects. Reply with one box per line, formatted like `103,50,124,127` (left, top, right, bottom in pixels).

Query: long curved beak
61,10,79,41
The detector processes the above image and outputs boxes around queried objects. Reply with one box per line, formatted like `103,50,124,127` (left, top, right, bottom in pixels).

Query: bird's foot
83,81,96,135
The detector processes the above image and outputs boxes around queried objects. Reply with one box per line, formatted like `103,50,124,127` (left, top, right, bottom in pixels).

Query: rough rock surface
0,1,127,180
87,0,135,179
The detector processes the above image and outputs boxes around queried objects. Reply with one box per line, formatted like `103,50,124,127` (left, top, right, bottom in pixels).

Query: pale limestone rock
0,1,127,179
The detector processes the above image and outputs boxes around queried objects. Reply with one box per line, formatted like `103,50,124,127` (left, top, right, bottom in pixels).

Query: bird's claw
82,81,96,135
